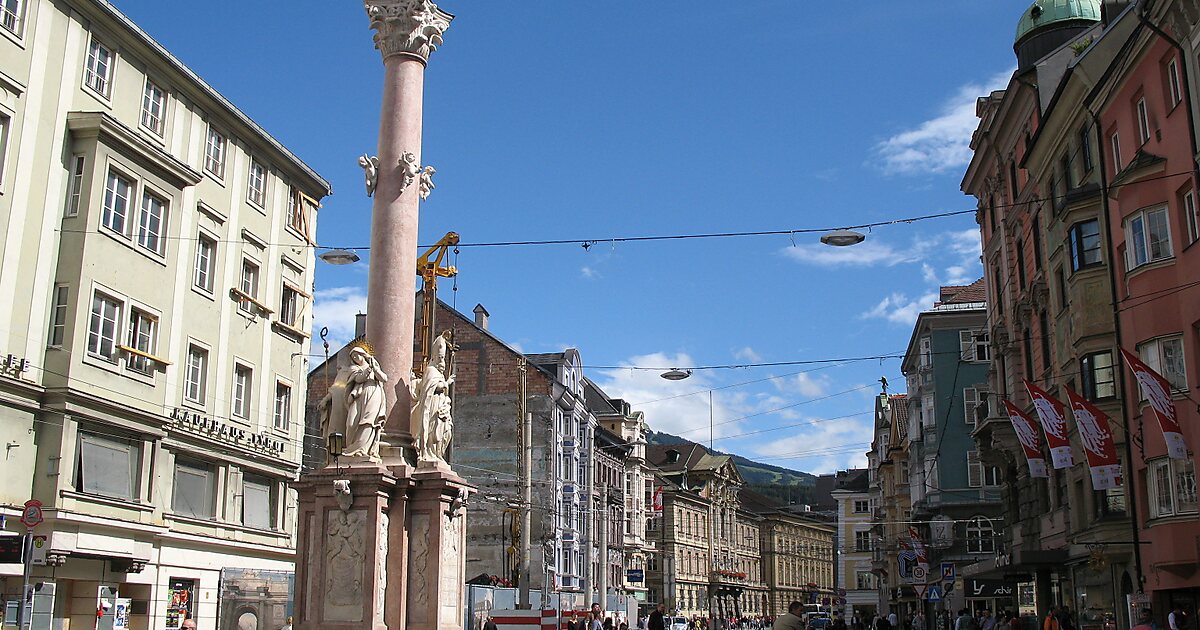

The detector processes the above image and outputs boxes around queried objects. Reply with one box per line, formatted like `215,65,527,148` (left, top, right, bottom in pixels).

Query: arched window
966,516,996,554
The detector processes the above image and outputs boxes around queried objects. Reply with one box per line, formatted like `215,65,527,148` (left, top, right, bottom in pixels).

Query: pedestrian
280,616,294,630
590,604,605,630
1133,610,1156,630
1169,606,1184,630
889,611,899,630
1058,607,1075,630
832,613,849,630
982,610,996,630
651,604,668,630
181,618,197,630
914,612,926,630
605,617,615,630
878,614,892,630
484,616,499,630
1043,607,1061,630
956,609,972,630
774,602,806,630
994,612,1010,630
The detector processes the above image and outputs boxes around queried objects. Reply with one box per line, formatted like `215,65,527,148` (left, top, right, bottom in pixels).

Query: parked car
807,614,832,630
669,617,690,630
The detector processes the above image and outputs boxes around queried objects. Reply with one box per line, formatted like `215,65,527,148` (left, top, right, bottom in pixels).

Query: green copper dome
1015,0,1102,45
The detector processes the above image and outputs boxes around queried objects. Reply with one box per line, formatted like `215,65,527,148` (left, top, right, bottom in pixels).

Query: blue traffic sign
927,585,944,602
941,563,955,581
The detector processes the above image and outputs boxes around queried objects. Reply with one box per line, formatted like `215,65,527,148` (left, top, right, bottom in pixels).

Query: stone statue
419,165,436,201
318,360,353,448
398,152,421,196
411,330,454,464
358,154,380,197
344,343,388,460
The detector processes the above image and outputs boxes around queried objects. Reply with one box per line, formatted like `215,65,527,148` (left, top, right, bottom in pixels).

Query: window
280,285,299,327
194,234,216,292
1069,220,1103,270
1183,190,1198,245
922,396,935,429
1136,98,1151,144
124,309,157,375
102,169,133,235
87,293,121,361
140,79,166,135
919,337,931,368
242,475,274,529
84,38,114,97
1032,215,1044,267
854,531,872,552
1095,486,1127,517
1009,160,1019,202
76,432,137,500
136,190,167,255
1040,311,1052,371
1080,126,1093,173
204,126,226,178
967,450,983,488
964,388,980,426
1,0,24,36
1148,457,1198,518
184,345,207,404
49,284,69,347
172,458,215,518
274,382,291,431
1057,265,1069,311
1081,351,1116,400
966,517,995,553
1168,58,1183,106
65,155,86,217
1060,153,1072,191
984,464,1002,487
900,460,910,484
1016,238,1027,288
853,500,870,513
247,160,267,207
232,363,252,419
1111,132,1122,173
1126,206,1173,269
1024,329,1035,381
1139,336,1187,392
960,330,989,362
238,259,260,314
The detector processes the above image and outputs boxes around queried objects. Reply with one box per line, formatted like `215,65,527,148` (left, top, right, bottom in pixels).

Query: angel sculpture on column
398,152,422,196
411,330,455,465
419,165,436,201
358,154,380,197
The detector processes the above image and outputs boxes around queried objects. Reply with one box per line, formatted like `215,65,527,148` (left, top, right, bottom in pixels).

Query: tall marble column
363,0,453,460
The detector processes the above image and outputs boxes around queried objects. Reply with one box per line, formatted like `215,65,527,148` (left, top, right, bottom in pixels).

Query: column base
405,464,472,630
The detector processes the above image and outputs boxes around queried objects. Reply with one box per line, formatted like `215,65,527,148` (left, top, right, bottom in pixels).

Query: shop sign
169,408,285,456
1,353,31,378
964,579,1015,598
992,553,1012,569
626,569,644,583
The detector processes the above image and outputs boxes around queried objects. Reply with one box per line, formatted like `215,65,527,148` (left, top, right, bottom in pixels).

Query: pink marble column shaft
366,54,427,455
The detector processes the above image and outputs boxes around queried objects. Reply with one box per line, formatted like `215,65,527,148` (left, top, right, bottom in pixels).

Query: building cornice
67,111,202,188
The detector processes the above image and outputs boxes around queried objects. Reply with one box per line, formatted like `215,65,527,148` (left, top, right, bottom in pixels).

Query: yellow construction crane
417,231,459,365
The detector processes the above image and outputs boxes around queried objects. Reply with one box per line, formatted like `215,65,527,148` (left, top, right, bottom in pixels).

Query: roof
90,0,331,195
938,278,987,305
1015,0,1102,46
889,394,910,427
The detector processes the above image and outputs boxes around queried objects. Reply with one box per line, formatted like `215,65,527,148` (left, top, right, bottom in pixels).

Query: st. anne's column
363,0,453,460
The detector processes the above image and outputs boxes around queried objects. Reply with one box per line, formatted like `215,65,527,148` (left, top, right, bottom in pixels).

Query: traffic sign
927,585,943,602
913,565,928,582
941,563,955,581
943,580,955,594
20,500,43,529
915,584,928,600
837,588,847,597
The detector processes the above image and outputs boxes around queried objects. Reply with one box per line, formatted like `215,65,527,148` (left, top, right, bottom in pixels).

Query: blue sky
113,1,1032,474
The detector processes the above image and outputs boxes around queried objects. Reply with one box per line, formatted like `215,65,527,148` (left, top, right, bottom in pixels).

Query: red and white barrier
489,609,559,630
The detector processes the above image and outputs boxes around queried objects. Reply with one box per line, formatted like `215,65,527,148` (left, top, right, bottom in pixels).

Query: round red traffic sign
20,499,44,529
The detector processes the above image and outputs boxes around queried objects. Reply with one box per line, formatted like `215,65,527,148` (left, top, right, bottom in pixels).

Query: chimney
473,304,490,330
355,312,366,338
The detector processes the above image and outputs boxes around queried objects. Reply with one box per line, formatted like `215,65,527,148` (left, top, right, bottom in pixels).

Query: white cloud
311,285,368,354
873,69,1014,176
861,291,939,326
750,415,873,474
581,266,599,279
733,347,763,363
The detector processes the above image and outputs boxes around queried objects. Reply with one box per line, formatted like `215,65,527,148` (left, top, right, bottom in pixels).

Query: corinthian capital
365,0,453,62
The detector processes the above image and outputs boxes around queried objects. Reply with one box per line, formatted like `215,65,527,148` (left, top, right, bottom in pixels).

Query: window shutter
243,477,273,529
173,460,214,518
960,330,974,361
967,451,983,488
964,388,979,425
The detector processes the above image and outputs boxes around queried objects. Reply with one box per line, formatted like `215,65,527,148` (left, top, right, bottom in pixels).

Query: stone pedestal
405,463,470,630
293,462,470,630
294,466,408,630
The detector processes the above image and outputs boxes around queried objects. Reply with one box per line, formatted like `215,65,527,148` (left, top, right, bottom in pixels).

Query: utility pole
518,358,533,609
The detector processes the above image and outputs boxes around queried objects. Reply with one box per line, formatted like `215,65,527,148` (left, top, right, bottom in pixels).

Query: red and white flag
1064,387,1123,490
652,486,663,514
1120,349,1187,460
1024,380,1075,469
1003,400,1049,478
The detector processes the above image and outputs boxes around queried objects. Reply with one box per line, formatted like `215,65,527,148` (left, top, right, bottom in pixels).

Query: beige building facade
0,0,329,628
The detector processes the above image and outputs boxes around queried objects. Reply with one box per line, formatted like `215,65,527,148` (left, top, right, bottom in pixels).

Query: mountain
646,430,818,507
